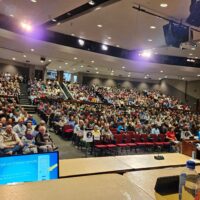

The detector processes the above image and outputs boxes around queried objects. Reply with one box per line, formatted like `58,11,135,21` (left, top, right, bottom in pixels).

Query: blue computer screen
0,152,59,185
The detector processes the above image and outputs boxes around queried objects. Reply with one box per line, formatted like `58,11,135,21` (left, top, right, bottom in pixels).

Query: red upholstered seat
64,129,73,133
117,144,128,147
136,142,146,146
126,143,137,147
95,145,107,148
106,144,117,148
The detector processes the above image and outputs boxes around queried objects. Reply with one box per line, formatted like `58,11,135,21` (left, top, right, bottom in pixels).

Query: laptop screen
0,151,59,185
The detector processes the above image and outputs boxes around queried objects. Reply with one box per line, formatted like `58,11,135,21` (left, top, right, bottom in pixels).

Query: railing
60,82,73,100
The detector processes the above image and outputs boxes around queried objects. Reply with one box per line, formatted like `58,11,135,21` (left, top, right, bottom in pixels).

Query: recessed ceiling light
96,71,99,74
30,48,34,52
48,59,52,62
108,36,112,40
97,24,103,28
23,55,26,58
122,66,125,69
71,33,75,36
10,14,14,17
78,39,85,46
160,70,164,73
144,76,147,79
150,26,156,29
51,19,57,22
148,39,153,42
182,77,185,80
65,62,68,65
197,74,200,77
91,60,95,63
74,57,78,60
89,1,95,5
80,65,84,68
116,45,120,47
95,7,101,11
111,73,114,76
102,44,108,51
57,22,61,26
12,57,16,60
31,0,37,2
146,74,149,77
159,78,162,80
95,67,98,70
195,57,198,59
40,60,44,63
189,53,193,56
73,68,76,71
59,66,62,69
160,3,168,8
164,75,168,78
128,75,131,77
191,47,196,50
111,70,114,73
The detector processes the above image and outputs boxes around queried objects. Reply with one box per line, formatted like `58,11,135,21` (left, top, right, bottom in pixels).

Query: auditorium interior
0,0,200,200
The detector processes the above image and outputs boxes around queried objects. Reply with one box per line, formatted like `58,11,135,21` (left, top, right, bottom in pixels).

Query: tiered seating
96,86,190,110
0,75,57,157
29,79,65,104
66,83,101,103
36,96,199,156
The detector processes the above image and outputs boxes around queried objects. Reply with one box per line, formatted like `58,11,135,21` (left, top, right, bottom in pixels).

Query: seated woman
166,127,180,152
35,126,57,152
0,125,23,155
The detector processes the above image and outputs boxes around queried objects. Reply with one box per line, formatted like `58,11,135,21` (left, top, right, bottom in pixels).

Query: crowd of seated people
0,73,21,96
66,83,101,103
0,98,57,156
28,79,64,104
37,99,199,154
96,86,190,110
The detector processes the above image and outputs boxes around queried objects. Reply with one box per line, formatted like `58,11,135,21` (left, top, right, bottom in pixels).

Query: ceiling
0,0,199,81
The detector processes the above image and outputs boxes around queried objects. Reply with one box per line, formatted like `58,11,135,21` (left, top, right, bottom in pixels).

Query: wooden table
115,153,200,170
124,166,200,200
0,174,153,200
182,140,200,159
59,157,132,177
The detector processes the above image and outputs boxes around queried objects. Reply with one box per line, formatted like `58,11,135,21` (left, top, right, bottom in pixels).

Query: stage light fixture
139,50,152,58
20,22,33,32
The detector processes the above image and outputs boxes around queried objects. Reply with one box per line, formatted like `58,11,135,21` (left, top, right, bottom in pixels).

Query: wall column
57,70,64,83
29,65,35,81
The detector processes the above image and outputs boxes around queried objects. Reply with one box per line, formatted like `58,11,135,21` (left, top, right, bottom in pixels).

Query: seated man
35,126,56,152
13,118,27,138
0,125,23,155
92,125,101,140
25,115,37,126
21,129,38,154
101,123,113,141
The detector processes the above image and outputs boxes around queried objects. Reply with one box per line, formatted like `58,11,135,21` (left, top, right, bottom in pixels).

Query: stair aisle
19,83,36,114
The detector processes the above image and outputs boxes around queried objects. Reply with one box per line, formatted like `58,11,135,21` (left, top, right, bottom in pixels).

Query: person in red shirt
166,127,180,152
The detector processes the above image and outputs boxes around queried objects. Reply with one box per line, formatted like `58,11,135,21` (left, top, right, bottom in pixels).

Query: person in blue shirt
151,124,160,135
117,122,126,134
25,115,37,126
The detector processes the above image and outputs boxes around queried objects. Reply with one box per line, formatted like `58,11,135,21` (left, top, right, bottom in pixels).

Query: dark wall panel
0,63,29,78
